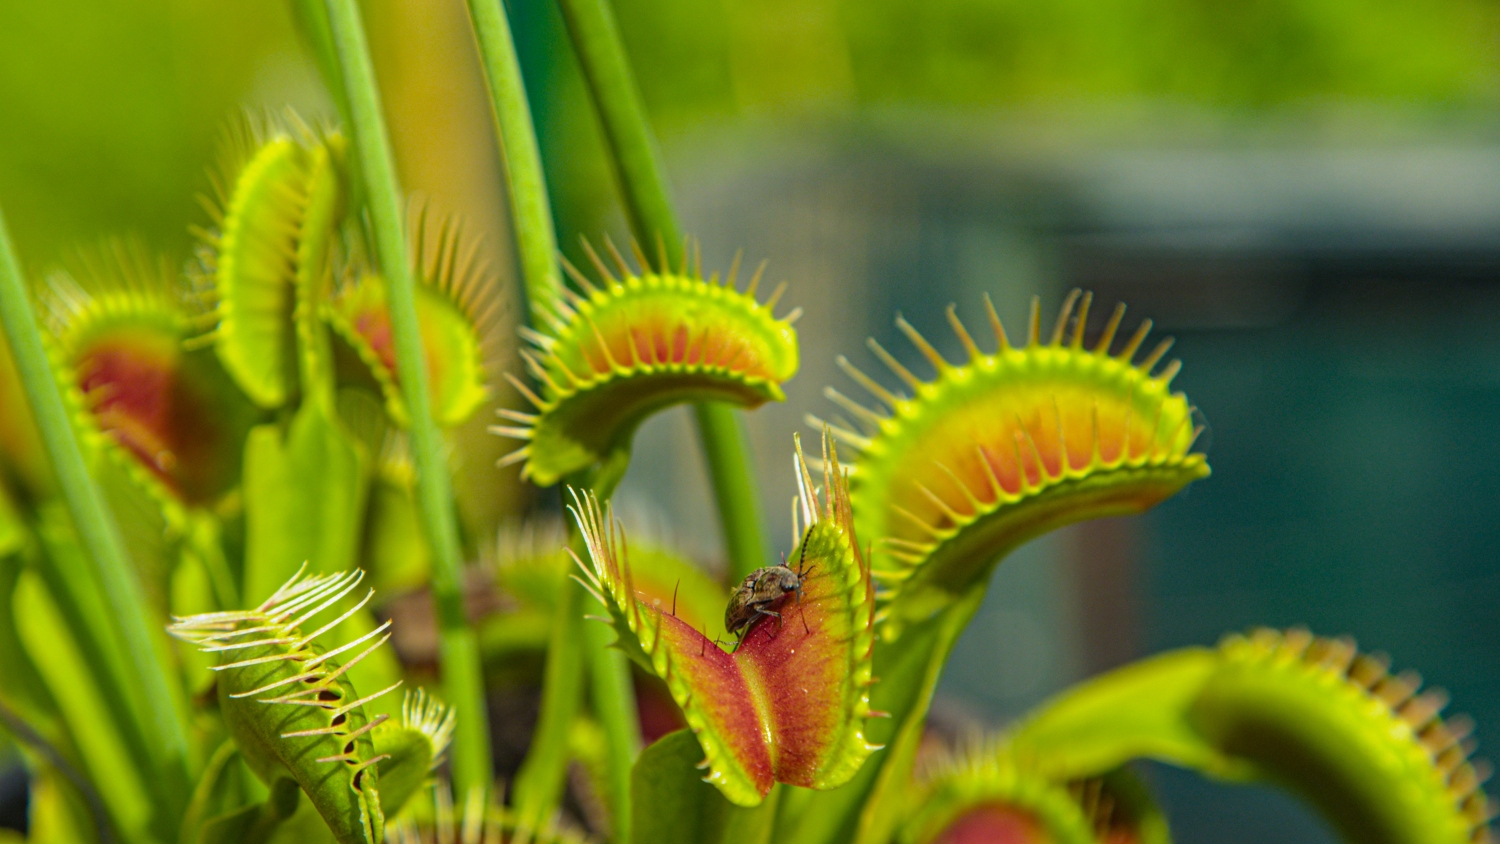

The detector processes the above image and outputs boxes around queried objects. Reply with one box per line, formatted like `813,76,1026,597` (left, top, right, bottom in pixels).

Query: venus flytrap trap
901,738,1169,844
168,566,407,844
820,290,1208,638
327,205,501,429
493,241,799,487
196,113,347,409
1006,627,1496,844
38,240,235,513
570,430,876,806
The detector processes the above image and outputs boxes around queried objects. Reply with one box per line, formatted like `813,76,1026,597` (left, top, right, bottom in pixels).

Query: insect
724,534,815,649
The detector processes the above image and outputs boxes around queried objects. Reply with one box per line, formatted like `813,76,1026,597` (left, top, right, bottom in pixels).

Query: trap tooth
1403,691,1451,730
1350,652,1392,688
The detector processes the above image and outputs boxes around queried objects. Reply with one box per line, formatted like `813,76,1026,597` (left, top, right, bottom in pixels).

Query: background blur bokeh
4,1,1500,840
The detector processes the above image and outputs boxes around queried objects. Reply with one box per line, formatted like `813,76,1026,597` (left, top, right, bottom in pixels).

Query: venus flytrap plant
2,2,1499,841
781,292,1210,844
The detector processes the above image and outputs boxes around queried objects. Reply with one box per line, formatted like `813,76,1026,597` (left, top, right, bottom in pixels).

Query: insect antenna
671,579,680,617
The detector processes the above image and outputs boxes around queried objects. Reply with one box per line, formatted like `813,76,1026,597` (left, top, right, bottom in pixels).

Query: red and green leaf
494,242,799,486
571,431,876,806
904,750,1094,844
38,240,248,511
326,206,499,428
821,290,1209,635
904,738,1168,844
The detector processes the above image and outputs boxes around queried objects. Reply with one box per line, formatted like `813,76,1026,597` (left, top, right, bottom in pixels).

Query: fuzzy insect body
724,564,804,640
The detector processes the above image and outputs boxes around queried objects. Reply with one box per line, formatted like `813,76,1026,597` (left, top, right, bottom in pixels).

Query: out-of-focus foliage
0,1,327,264
611,0,1500,122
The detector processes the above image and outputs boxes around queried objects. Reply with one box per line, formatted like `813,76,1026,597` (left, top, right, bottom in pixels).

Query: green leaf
243,399,368,598
0,507,59,733
360,439,430,596
197,777,302,844
14,569,154,842
631,729,730,844
20,768,100,844
180,741,259,844
1009,647,1240,781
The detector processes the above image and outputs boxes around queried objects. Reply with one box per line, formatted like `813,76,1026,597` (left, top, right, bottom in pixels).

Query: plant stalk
553,0,770,581
512,458,639,841
465,2,643,830
0,203,191,819
585,615,639,842
509,570,585,837
464,0,563,326
322,0,493,793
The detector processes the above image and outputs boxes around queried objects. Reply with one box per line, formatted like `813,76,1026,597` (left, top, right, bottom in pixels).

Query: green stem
553,0,769,581
552,0,678,261
0,203,191,819
512,456,638,841
464,0,563,326
692,403,766,582
321,0,493,793
585,617,639,843
510,566,585,836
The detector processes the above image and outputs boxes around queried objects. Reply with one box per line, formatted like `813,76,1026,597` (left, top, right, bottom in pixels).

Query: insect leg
756,608,784,639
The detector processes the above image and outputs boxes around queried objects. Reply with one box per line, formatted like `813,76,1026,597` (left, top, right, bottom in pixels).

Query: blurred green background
4,0,1500,840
